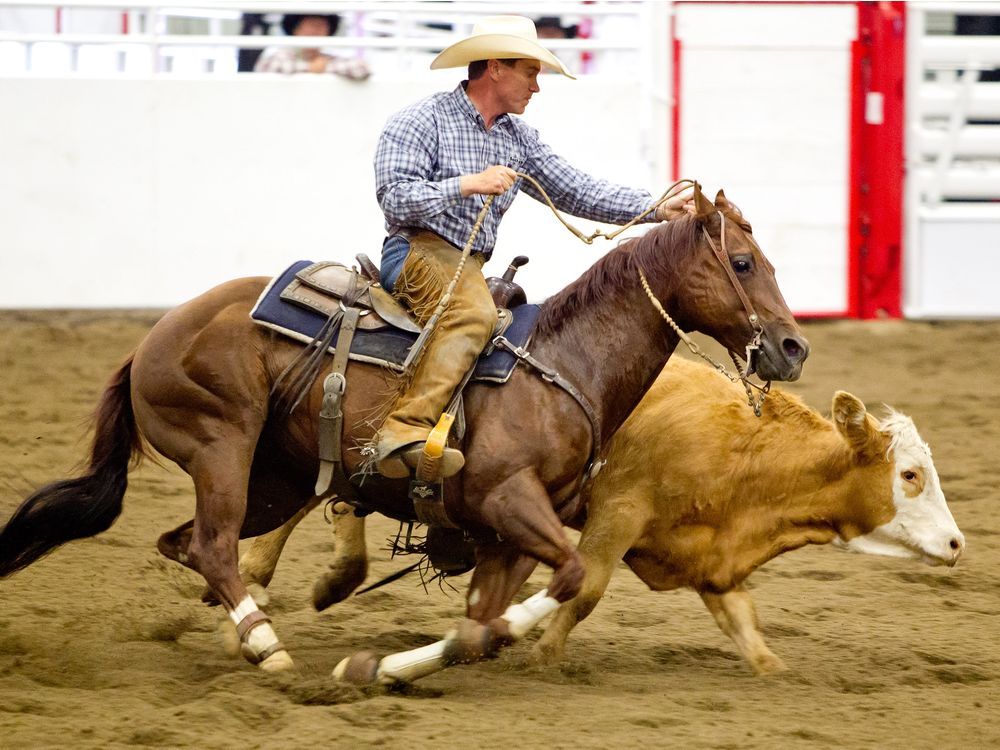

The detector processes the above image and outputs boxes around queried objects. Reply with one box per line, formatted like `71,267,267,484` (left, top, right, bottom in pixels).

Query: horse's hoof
259,649,295,672
333,651,380,685
443,619,495,665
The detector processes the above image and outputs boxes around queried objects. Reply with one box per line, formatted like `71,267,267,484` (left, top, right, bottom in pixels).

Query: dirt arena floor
0,310,997,749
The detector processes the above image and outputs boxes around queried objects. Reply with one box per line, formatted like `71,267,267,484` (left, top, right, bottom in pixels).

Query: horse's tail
0,356,146,578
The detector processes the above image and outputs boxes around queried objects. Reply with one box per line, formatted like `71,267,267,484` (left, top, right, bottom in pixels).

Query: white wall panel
0,73,658,308
676,2,857,315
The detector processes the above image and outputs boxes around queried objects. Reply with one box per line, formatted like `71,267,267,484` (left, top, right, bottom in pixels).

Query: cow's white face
837,409,964,566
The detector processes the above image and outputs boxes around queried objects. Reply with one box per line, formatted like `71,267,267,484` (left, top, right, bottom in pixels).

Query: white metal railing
904,4,1000,318
907,6,1000,206
0,0,648,76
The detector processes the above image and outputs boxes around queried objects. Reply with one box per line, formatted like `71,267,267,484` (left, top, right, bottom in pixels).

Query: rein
403,174,771,486
521,174,771,416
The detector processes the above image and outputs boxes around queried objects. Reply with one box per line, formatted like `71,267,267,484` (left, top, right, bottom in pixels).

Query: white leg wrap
230,595,257,624
333,589,559,686
229,595,284,664
500,588,560,639
376,637,451,684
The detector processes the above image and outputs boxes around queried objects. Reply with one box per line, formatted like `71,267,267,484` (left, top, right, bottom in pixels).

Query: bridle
637,207,771,417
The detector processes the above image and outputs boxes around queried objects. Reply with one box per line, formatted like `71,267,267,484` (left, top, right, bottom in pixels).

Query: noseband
638,210,771,417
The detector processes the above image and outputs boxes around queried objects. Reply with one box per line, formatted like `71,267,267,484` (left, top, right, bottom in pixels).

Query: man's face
493,59,542,115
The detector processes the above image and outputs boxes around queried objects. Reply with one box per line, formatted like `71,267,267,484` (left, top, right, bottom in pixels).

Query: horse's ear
714,189,731,210
832,391,887,460
694,184,716,221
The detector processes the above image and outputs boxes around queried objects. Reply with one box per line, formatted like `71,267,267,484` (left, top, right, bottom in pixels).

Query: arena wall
0,73,665,308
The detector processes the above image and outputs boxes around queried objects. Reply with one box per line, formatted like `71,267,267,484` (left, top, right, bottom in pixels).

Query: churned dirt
0,310,997,749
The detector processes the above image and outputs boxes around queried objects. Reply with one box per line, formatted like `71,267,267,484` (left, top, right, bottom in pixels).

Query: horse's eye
732,258,752,273
902,470,917,482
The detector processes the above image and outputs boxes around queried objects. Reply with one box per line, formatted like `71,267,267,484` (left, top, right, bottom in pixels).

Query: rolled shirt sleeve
519,125,657,224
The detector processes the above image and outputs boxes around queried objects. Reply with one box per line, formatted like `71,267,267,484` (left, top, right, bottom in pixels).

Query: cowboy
373,15,692,479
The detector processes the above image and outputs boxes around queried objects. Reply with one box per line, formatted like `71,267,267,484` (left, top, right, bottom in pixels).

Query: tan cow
237,358,965,677
532,357,965,674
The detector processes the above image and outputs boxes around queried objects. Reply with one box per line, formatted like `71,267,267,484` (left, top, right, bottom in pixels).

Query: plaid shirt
374,83,655,257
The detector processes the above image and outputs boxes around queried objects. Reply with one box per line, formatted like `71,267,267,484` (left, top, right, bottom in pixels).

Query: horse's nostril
782,338,808,362
949,538,961,551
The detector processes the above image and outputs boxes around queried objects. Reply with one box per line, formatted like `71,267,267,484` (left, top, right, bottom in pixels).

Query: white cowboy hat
430,15,575,79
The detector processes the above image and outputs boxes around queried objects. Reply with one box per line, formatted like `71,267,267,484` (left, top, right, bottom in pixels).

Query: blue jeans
380,235,411,293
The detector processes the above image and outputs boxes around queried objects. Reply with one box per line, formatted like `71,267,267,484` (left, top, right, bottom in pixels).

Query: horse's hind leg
237,499,368,611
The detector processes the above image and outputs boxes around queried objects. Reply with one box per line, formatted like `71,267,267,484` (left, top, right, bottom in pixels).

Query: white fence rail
905,4,1000,318
0,0,648,76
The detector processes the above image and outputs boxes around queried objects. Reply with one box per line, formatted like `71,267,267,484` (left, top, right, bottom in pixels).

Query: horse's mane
535,214,699,337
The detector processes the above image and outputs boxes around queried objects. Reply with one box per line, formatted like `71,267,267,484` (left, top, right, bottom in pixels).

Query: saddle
249,253,590,578
279,260,423,333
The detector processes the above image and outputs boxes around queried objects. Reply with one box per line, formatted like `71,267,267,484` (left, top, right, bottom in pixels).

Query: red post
848,1,906,318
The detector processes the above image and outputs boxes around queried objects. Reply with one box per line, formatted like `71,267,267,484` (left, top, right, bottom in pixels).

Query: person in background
255,13,369,80
535,15,578,40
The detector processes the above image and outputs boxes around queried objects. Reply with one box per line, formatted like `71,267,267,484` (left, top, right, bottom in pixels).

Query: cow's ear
832,391,887,460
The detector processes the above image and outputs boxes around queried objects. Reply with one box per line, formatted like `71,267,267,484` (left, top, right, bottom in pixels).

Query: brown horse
0,188,808,675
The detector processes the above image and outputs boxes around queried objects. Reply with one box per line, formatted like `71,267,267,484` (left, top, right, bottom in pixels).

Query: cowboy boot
375,234,498,478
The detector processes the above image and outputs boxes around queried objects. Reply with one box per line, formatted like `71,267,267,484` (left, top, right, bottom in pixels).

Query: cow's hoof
333,651,380,685
312,557,367,611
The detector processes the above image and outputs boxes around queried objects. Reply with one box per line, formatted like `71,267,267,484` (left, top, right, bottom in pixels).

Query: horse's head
831,393,965,567
677,187,809,382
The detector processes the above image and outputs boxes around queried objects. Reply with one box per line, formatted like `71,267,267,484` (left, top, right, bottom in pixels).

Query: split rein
409,174,770,416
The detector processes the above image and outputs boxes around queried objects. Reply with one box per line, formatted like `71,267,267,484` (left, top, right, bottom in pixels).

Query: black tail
0,357,145,577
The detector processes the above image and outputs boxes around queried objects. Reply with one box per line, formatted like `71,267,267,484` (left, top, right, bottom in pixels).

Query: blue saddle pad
250,260,541,383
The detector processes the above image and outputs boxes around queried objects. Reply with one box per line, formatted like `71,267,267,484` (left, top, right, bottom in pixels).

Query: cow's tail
0,356,146,577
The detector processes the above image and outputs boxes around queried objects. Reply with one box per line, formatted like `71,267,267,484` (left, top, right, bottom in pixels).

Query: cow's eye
902,470,917,482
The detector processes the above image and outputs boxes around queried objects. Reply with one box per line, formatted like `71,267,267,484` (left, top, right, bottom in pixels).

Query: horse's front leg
465,541,539,623
700,584,786,675
333,467,581,685
533,491,651,664
476,466,585,602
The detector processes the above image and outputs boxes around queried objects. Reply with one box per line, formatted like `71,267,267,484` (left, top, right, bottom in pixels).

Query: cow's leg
533,495,649,664
312,506,368,610
237,497,321,596
700,584,786,675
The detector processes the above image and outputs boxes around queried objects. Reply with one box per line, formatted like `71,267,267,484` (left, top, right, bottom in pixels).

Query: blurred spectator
255,13,369,80
535,16,577,40
237,13,271,73
955,14,1000,83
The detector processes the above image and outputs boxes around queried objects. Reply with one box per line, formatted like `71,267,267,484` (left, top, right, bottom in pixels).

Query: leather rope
519,173,771,417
